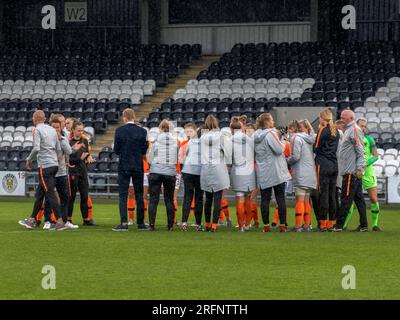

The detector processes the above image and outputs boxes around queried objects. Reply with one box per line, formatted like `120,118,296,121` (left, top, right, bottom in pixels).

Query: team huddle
17,106,381,233
112,107,381,233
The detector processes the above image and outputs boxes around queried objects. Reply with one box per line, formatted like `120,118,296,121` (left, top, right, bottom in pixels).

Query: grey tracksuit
181,138,202,176
63,128,70,139
287,132,317,190
26,123,61,168
230,131,257,192
338,121,365,176
200,130,232,193
336,129,344,187
147,132,179,176
254,128,291,190
56,135,73,178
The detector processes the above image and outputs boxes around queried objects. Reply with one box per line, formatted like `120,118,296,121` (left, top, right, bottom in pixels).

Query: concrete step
188,65,208,69
90,57,222,156
139,108,158,113
142,102,161,106
157,93,173,98
95,136,114,144
145,97,167,102
140,103,159,107
187,66,208,70
99,135,115,140
141,103,161,108
177,75,205,81
202,55,220,60
156,91,174,95
169,81,190,85
184,69,204,74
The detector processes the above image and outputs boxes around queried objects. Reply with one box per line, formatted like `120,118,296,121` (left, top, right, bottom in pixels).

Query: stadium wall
349,0,400,41
271,106,332,130
6,0,141,46
0,1,3,45
317,0,400,42
161,22,311,55
160,0,311,55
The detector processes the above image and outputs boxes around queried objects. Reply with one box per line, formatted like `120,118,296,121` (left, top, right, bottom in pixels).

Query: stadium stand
0,43,202,175
136,41,400,182
1,40,399,184
142,41,400,141
0,44,201,84
0,43,201,129
354,77,400,150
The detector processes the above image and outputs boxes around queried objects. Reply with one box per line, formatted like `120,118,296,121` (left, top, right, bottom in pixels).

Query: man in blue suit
112,108,149,231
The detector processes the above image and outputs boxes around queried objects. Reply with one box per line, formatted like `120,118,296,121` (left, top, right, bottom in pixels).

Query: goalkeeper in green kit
343,118,381,231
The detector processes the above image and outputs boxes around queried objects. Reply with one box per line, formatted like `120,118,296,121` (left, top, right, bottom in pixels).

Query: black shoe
196,225,205,232
149,225,155,231
138,224,149,230
83,219,96,226
112,224,128,232
168,226,174,231
372,226,382,232
205,227,212,232
351,225,368,232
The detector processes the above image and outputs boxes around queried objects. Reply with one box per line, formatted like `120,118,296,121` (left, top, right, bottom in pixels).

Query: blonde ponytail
319,109,337,138
299,119,313,134
328,119,336,137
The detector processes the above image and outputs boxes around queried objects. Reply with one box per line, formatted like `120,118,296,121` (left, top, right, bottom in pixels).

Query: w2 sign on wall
0,172,26,196
65,2,87,22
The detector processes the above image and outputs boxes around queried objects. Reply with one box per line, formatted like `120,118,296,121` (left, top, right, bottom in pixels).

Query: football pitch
0,198,399,300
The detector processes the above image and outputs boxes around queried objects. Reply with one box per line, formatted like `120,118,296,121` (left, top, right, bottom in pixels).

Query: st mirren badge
2,173,18,193
398,181,400,198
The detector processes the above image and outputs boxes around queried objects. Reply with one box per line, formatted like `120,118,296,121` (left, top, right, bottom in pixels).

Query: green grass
0,198,399,300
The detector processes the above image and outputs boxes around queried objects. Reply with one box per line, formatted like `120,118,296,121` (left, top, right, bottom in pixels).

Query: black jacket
114,123,148,172
69,136,90,177
314,125,339,174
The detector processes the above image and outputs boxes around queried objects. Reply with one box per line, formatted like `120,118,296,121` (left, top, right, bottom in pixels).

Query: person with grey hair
335,110,368,232
18,110,65,231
